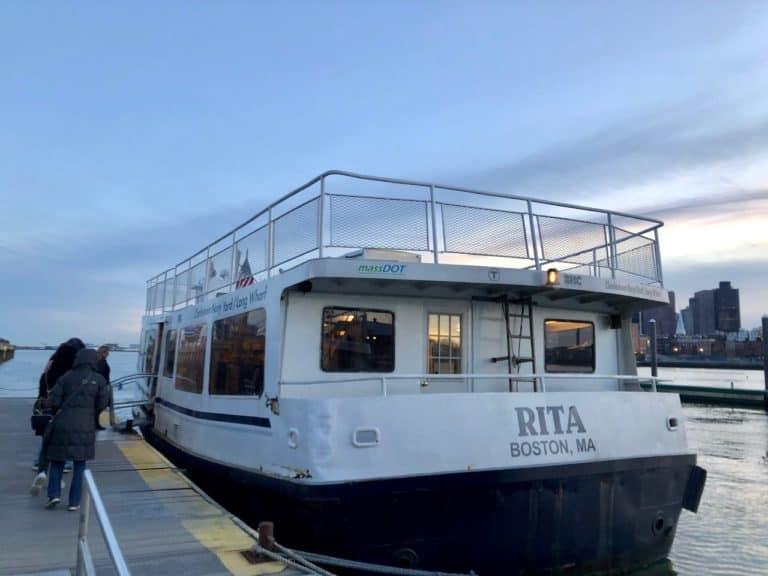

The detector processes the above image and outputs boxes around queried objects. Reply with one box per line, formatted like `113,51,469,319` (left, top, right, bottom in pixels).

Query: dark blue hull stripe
155,397,271,428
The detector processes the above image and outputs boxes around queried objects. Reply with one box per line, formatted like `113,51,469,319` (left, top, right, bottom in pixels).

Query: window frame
163,329,178,377
174,323,208,394
427,312,463,375
320,306,396,373
543,318,596,374
209,309,266,397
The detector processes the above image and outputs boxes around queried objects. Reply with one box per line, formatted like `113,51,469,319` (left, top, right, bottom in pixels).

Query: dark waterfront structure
0,338,14,363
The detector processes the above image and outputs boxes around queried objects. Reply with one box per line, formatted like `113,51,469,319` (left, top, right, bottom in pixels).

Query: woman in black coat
44,348,109,510
31,338,85,479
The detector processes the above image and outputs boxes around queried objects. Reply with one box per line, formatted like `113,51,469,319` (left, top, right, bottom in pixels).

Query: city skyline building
678,281,741,336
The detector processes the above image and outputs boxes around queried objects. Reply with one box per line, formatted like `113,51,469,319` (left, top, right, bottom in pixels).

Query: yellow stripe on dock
117,439,287,575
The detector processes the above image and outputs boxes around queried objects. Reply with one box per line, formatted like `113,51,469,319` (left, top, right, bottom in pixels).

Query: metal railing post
653,228,664,285
230,232,238,291
429,185,439,263
267,207,274,277
76,490,92,576
526,200,540,271
318,176,325,258
606,213,617,279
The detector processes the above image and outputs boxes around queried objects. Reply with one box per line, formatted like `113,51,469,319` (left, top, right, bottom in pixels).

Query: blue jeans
48,460,86,506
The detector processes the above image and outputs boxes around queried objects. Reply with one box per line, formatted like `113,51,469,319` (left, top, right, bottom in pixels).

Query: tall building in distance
714,281,740,332
641,291,676,338
692,289,715,336
679,281,741,336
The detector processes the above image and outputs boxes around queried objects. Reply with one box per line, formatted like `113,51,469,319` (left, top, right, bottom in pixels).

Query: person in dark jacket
31,338,85,483
44,348,109,510
94,345,113,429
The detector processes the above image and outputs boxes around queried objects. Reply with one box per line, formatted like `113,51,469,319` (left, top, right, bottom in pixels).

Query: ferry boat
137,170,706,575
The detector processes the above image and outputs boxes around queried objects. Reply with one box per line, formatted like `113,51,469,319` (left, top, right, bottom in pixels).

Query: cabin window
163,329,177,377
141,328,158,373
175,323,207,393
427,313,462,374
322,307,394,372
544,320,595,373
210,309,266,396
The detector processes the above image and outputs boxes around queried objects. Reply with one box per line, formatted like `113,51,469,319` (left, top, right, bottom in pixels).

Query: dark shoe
95,425,107,431
45,497,60,509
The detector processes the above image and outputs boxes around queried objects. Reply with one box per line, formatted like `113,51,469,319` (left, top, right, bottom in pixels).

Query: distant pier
0,339,14,363
646,382,768,409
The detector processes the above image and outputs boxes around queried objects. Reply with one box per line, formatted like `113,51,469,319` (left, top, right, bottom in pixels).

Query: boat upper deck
145,170,665,314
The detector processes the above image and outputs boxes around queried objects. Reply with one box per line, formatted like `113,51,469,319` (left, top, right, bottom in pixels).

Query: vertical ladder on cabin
500,295,536,392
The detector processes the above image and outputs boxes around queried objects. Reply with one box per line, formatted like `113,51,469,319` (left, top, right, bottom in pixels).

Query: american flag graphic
236,250,255,289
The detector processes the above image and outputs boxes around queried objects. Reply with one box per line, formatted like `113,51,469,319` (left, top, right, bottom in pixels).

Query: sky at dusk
1,1,767,345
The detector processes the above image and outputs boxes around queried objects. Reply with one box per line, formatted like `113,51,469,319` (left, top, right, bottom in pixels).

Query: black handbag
30,398,53,436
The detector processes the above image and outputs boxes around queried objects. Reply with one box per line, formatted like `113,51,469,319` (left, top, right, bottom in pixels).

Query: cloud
460,102,768,202
640,187,768,221
0,200,262,345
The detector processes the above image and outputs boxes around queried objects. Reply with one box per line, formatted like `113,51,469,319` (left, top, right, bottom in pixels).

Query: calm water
2,350,766,574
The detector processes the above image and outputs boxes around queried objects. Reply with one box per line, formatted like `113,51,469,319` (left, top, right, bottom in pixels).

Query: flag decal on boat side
236,249,255,288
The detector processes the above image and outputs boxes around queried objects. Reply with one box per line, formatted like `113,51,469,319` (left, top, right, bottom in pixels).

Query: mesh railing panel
186,261,206,303
440,203,529,258
614,236,658,280
273,198,319,266
537,215,608,262
235,225,268,275
174,269,188,307
163,277,175,309
206,247,233,295
329,195,430,250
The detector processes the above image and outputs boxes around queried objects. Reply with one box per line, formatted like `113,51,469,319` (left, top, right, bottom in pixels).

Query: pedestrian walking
30,338,85,493
94,345,113,429
43,348,110,510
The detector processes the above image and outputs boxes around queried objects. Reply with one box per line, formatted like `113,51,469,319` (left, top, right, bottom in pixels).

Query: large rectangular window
428,313,462,374
544,320,595,373
210,309,265,396
175,323,207,393
322,307,394,372
163,329,177,377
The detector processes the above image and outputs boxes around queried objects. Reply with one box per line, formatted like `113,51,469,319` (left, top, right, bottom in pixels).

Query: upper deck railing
145,170,664,313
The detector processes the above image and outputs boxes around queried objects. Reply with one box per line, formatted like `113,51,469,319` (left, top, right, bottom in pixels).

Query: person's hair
97,345,110,354
66,337,85,350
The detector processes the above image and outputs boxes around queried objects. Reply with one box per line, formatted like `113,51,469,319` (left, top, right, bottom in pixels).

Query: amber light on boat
546,268,559,285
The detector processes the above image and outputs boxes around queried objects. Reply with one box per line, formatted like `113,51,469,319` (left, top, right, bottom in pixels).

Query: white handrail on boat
76,469,131,576
145,170,665,314
280,373,663,396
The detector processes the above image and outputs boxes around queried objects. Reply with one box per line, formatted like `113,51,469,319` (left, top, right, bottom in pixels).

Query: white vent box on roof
343,248,422,263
